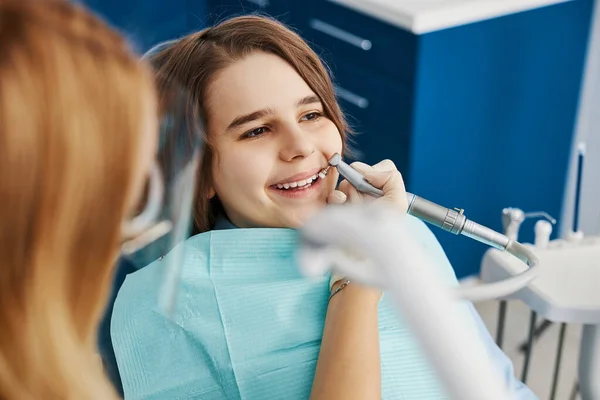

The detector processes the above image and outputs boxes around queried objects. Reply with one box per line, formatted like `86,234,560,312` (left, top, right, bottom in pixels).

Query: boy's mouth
271,166,330,191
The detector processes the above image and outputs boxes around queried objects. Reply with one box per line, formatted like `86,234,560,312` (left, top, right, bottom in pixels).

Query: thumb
361,169,394,189
351,162,396,191
353,163,407,210
327,190,348,205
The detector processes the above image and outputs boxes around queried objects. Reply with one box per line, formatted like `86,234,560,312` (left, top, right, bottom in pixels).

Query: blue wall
410,1,594,276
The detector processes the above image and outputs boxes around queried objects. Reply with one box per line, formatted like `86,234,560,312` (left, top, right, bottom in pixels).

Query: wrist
329,280,381,306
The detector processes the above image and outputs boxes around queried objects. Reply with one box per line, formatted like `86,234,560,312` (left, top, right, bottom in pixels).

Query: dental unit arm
327,153,539,302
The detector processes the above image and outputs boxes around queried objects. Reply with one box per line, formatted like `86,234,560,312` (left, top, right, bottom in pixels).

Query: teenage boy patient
106,15,538,400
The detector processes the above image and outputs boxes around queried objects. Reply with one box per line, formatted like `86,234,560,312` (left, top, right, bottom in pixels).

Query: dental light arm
328,153,539,302
298,204,515,400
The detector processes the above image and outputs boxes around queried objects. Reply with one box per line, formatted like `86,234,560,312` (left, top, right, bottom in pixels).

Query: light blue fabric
111,215,537,400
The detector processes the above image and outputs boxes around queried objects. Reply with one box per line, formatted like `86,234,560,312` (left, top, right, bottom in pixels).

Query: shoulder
403,215,458,284
111,232,221,338
110,232,217,397
403,214,440,249
123,232,215,286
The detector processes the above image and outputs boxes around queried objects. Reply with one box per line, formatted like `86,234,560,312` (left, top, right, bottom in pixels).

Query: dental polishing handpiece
328,153,384,197
328,153,510,250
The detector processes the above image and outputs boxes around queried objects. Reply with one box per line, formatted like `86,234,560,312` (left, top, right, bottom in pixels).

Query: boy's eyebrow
225,95,321,132
226,108,274,132
296,95,321,107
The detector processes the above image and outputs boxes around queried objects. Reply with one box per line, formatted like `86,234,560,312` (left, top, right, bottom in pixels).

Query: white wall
562,0,600,237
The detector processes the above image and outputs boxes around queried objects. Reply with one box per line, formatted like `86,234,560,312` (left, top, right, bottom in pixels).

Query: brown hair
0,0,155,398
149,15,352,233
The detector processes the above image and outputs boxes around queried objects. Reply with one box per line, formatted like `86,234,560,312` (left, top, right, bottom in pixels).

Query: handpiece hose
328,153,538,301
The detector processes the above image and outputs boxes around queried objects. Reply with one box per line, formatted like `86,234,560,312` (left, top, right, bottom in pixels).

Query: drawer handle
309,18,372,51
335,86,369,109
246,0,269,7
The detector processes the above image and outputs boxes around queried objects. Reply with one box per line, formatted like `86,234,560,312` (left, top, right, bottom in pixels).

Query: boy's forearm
310,284,381,400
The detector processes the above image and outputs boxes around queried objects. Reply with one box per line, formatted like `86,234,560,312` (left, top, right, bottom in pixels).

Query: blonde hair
0,0,156,398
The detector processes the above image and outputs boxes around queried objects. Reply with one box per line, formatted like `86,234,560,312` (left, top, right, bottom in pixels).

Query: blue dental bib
112,217,476,399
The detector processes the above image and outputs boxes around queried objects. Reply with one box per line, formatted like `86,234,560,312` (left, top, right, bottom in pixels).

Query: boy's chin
282,203,329,228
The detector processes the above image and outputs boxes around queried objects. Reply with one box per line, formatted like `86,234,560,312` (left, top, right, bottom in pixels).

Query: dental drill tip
328,153,342,167
319,166,330,179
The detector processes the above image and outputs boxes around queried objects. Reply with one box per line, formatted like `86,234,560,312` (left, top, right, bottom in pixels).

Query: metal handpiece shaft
328,153,384,198
328,153,510,250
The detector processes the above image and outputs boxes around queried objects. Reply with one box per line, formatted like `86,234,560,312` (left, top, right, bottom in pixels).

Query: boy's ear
207,186,216,199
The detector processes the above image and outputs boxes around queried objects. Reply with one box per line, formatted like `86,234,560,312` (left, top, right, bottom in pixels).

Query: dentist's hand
327,159,408,213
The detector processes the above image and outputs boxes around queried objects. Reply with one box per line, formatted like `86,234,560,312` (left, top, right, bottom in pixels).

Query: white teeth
275,168,327,190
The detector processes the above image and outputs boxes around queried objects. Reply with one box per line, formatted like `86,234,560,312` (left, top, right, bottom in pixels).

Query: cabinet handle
309,18,372,51
246,0,269,7
335,86,369,109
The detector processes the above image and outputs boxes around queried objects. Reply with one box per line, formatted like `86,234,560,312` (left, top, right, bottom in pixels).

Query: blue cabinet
293,0,418,86
79,0,191,53
206,0,294,25
325,62,414,178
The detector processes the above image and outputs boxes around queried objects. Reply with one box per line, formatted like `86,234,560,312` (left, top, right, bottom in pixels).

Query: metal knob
502,208,556,242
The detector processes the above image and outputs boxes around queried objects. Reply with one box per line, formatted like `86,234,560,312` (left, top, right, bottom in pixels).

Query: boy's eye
242,126,268,139
300,112,322,122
